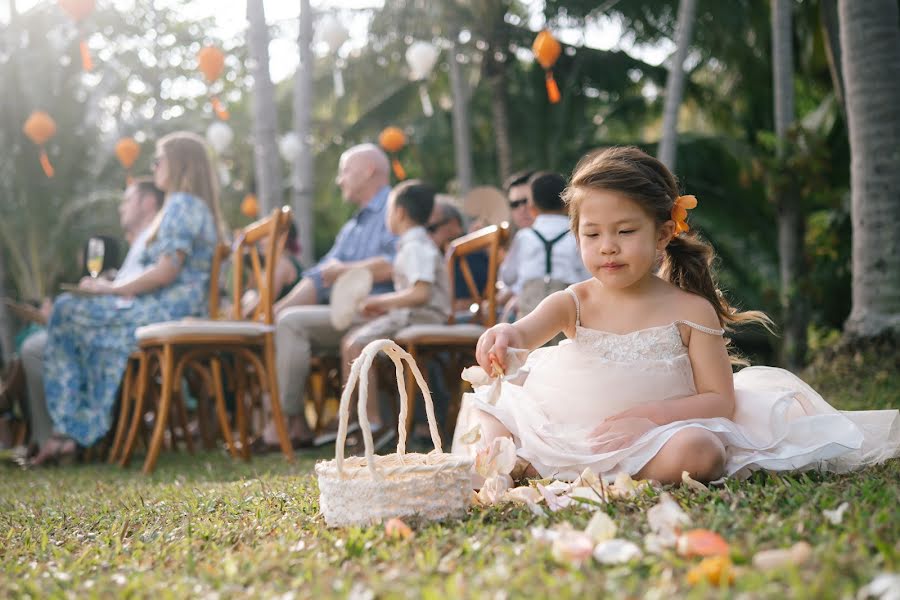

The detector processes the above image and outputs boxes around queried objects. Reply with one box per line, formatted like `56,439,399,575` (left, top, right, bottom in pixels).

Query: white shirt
499,213,590,294
393,225,451,320
114,225,152,283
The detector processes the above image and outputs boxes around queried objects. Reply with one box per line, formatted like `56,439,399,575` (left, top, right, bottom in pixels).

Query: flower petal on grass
686,556,735,586
676,529,730,558
681,471,709,492
856,573,900,600
477,474,513,505
823,501,850,525
751,541,812,571
647,493,691,536
504,485,543,505
584,512,617,544
537,483,572,512
593,539,643,565
384,518,413,540
551,530,595,567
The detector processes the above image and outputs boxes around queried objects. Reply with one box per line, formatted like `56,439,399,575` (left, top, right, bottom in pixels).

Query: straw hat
462,186,509,226
330,267,373,330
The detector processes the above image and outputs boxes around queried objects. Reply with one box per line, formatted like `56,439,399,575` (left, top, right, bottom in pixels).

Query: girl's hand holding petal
476,323,522,375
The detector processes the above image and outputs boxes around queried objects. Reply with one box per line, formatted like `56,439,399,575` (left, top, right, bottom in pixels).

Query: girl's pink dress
452,288,900,481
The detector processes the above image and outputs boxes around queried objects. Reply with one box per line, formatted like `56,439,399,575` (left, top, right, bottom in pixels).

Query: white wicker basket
315,339,474,527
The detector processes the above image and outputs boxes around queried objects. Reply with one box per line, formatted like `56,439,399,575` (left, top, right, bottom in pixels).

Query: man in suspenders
499,172,590,321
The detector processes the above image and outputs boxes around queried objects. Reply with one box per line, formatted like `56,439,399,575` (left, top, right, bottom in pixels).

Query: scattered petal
682,470,709,492
643,532,676,554
461,365,492,387
856,573,900,600
551,530,595,567
289,540,306,552
504,486,542,505
544,480,572,494
647,493,691,537
525,500,547,518
575,467,600,489
474,437,517,479
612,472,639,496
823,502,850,525
584,512,617,543
752,541,812,571
537,482,572,512
593,539,643,565
384,518,413,540
567,486,605,509
458,424,482,445
677,529,730,558
477,474,514,505
686,556,736,587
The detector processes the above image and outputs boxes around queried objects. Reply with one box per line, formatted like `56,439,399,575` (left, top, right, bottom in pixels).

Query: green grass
2,349,898,599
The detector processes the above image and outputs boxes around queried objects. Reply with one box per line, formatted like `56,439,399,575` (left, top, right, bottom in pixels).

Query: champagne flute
86,237,105,279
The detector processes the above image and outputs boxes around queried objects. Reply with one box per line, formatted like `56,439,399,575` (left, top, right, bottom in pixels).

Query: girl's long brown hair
562,146,772,342
147,131,226,242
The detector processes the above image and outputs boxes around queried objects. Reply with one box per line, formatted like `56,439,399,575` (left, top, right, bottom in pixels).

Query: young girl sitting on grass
455,146,899,484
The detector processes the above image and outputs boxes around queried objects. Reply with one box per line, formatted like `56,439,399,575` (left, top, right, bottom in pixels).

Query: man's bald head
335,143,390,206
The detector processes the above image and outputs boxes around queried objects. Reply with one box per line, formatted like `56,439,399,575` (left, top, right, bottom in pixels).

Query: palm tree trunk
839,0,900,340
485,49,512,183
448,41,474,194
657,0,697,170
819,0,845,119
246,0,283,216
292,0,315,266
772,0,807,368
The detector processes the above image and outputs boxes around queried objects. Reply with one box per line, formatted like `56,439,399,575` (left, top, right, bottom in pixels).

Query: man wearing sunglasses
503,170,536,233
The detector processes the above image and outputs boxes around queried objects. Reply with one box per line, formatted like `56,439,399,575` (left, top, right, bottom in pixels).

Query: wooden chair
107,243,231,464
393,222,509,439
118,207,295,473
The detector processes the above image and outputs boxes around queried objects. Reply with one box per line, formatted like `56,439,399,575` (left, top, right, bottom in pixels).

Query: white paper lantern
279,132,301,163
205,122,233,154
406,41,439,81
318,14,349,54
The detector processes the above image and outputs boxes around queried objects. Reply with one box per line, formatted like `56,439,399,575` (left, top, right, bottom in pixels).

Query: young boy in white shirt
499,171,590,318
340,180,451,438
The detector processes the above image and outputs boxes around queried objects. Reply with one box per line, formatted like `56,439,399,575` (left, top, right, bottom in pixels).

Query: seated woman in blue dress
32,131,226,466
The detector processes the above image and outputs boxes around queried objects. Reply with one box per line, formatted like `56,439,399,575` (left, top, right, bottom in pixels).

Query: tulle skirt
452,366,900,482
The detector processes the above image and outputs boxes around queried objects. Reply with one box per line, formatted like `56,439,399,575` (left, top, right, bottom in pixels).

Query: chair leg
234,358,250,461
120,352,150,467
108,358,135,463
309,370,326,435
143,344,174,474
210,358,239,459
264,335,294,462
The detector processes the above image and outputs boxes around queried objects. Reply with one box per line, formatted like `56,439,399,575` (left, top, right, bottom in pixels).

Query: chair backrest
229,206,293,325
207,243,232,319
446,222,509,327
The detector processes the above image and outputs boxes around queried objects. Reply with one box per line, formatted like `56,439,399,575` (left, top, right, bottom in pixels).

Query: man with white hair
257,143,397,450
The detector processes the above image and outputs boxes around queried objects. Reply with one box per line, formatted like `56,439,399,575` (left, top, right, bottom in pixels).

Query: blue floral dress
44,193,217,446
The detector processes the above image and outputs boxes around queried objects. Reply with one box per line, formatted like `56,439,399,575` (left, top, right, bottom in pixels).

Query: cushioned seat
135,319,274,341
394,323,485,344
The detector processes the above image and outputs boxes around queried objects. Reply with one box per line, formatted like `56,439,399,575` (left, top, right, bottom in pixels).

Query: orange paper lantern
532,30,562,104
115,137,140,169
23,111,57,177
241,194,259,218
58,0,95,71
197,46,229,120
378,126,407,180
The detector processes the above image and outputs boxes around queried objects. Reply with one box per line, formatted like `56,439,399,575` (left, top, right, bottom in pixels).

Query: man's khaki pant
20,330,54,446
275,306,353,416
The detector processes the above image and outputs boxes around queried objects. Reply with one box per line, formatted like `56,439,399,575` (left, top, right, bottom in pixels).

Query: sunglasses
426,218,451,233
509,199,528,210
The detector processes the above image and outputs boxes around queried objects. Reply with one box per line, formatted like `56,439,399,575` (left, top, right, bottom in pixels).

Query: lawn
2,348,898,599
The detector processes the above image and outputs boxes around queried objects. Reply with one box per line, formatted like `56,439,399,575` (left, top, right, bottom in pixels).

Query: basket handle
335,339,444,478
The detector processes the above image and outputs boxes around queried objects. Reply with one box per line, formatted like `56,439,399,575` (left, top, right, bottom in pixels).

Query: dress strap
674,319,725,336
564,286,581,327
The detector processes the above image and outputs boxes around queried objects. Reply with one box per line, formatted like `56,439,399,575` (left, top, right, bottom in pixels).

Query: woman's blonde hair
562,146,772,358
147,131,226,242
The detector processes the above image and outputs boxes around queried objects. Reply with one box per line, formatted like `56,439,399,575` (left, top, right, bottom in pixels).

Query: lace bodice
564,287,724,363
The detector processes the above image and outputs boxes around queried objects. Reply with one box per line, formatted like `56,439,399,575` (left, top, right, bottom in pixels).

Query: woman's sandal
29,433,77,467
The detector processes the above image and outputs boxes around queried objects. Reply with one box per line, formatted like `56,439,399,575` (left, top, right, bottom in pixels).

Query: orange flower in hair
672,194,697,234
